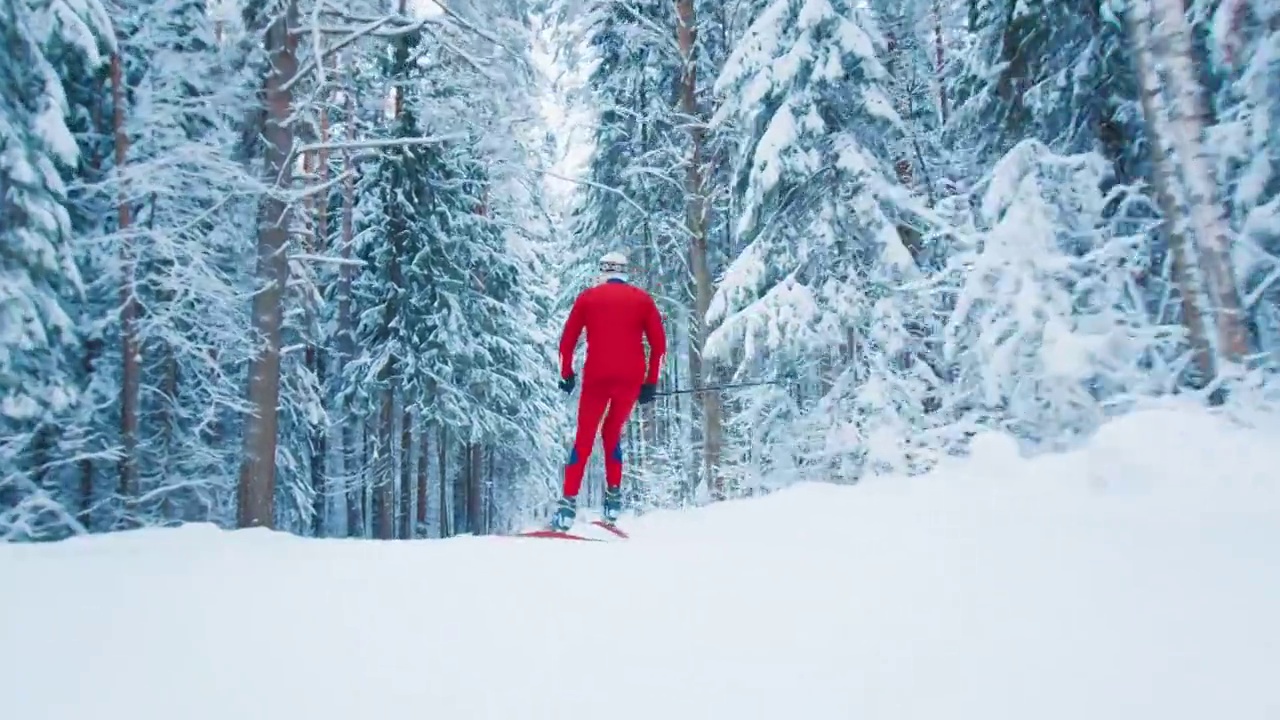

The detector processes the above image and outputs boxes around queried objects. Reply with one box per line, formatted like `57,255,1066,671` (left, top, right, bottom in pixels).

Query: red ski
591,520,629,539
516,529,602,542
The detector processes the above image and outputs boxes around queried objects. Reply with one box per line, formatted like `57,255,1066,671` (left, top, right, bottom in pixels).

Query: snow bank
2,403,1278,719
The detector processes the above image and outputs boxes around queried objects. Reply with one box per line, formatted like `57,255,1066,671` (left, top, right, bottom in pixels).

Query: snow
3,403,1280,719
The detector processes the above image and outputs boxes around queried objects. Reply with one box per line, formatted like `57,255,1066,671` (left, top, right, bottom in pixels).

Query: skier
552,251,667,531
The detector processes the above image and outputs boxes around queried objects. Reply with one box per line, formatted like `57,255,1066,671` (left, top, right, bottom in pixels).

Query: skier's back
553,251,666,530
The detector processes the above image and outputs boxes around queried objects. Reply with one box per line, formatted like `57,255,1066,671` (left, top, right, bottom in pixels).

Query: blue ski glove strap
638,383,656,405
559,373,576,393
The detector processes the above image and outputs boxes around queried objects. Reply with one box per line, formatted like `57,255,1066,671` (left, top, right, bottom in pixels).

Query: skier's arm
559,294,587,378
643,296,666,385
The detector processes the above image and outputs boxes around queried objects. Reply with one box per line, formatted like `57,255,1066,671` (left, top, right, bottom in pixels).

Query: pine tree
706,0,932,482
947,0,1143,183
941,139,1170,448
0,0,113,540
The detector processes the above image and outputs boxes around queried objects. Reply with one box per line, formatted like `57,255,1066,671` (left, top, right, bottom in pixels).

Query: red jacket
559,279,667,385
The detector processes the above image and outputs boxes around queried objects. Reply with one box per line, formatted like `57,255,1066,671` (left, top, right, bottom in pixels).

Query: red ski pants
563,379,641,497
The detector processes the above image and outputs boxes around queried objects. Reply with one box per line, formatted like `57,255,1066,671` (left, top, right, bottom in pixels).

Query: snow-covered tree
78,0,254,529
947,0,1144,183
705,0,934,484
1203,0,1280,366
0,0,114,540
942,139,1174,449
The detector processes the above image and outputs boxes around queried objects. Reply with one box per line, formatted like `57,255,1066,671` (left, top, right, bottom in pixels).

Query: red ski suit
558,278,667,497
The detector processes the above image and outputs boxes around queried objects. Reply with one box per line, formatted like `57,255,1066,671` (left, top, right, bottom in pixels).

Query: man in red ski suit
551,251,666,530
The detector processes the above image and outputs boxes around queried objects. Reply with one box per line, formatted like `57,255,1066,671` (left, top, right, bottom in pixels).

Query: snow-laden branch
311,0,326,88
290,253,366,268
422,0,521,62
607,0,682,56
619,165,686,193
287,167,355,202
293,132,468,157
283,15,426,92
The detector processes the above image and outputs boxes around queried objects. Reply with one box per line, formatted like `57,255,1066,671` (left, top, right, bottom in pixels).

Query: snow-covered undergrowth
2,403,1278,719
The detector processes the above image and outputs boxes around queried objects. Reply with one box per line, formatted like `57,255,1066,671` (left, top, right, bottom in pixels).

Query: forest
1,0,1274,542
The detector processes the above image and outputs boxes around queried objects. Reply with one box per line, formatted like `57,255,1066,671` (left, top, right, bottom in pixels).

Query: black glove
559,373,576,394
638,383,657,405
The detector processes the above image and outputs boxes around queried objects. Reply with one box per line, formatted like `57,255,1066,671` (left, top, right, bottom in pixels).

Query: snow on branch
292,133,468,157
284,15,430,92
289,253,367,268
606,0,682,56
421,0,521,61
289,0,523,91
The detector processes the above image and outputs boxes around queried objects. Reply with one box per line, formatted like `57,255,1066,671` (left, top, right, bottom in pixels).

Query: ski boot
602,485,622,524
549,495,577,532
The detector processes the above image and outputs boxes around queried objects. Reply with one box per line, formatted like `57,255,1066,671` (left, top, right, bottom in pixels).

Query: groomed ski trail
2,404,1279,720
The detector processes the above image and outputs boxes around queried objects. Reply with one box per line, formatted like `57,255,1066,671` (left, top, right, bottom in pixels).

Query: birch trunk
1144,0,1249,367
1125,1,1214,379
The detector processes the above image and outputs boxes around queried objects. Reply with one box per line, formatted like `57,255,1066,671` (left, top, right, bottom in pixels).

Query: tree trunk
399,405,412,538
639,246,658,459
675,0,723,499
467,442,483,535
309,95,331,536
416,422,429,534
485,448,495,533
112,52,140,524
237,1,299,529
453,440,467,533
161,323,179,520
340,78,362,538
1144,0,1249,368
934,0,948,125
364,416,375,530
78,338,103,528
437,426,450,537
375,374,396,539
1125,2,1214,381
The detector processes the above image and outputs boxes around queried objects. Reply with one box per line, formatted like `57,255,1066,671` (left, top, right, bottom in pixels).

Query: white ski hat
598,251,629,282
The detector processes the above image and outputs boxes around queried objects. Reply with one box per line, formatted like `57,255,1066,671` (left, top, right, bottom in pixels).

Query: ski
591,520,629,539
516,529,602,542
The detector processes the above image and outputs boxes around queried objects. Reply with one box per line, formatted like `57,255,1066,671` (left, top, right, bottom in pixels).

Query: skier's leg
563,381,610,498
600,383,641,490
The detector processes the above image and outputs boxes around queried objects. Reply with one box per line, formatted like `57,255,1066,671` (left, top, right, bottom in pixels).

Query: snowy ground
3,402,1279,719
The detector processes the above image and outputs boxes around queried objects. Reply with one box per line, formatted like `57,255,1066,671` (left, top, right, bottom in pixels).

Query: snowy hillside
3,403,1278,719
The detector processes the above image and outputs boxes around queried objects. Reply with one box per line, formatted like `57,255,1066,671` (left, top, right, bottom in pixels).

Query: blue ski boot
602,485,622,524
549,496,577,532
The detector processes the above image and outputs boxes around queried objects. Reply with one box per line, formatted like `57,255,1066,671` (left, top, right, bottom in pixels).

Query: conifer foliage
2,0,564,540
548,0,1277,498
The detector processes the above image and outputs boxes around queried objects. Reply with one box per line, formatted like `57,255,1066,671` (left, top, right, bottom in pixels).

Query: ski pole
655,379,784,397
